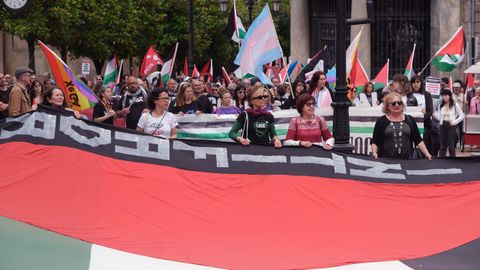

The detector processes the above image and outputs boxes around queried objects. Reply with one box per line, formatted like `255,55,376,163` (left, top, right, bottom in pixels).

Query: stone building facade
290,0,480,80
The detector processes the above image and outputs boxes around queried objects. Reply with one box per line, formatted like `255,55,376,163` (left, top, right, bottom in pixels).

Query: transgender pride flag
234,5,283,85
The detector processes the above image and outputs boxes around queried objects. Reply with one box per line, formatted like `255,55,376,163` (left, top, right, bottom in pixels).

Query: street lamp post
244,0,256,25
332,0,374,152
219,0,280,25
188,0,195,75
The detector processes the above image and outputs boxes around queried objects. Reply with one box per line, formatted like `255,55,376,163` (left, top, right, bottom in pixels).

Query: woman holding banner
284,94,334,149
93,86,116,125
229,84,282,148
137,88,178,139
371,92,432,160
41,88,84,119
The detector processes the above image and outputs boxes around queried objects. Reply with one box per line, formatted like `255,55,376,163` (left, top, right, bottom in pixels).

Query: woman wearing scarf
93,86,116,125
229,84,282,148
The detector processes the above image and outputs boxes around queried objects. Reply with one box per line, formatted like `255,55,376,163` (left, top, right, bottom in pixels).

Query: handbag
409,147,425,160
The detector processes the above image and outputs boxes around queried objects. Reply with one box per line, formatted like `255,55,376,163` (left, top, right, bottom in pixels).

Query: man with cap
8,66,33,117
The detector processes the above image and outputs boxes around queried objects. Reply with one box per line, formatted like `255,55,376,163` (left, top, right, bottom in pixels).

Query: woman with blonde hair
371,92,432,160
168,82,201,115
229,84,282,148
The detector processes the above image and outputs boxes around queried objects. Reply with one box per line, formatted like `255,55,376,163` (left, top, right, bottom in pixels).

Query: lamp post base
332,142,354,152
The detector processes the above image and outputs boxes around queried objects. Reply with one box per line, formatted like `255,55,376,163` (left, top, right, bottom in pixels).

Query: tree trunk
60,48,68,63
26,34,36,73
93,59,104,76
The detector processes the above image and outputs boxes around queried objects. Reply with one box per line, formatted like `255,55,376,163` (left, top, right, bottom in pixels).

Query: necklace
390,121,404,154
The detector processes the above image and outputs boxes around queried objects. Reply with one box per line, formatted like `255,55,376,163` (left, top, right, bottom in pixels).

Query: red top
285,115,332,142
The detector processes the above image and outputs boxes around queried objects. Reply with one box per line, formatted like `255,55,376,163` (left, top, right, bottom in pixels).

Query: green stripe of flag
0,216,91,270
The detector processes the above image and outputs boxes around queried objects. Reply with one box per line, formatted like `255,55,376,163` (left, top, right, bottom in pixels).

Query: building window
371,0,431,77
309,0,351,69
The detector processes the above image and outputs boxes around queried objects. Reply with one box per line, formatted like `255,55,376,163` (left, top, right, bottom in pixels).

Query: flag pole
285,63,295,99
418,54,436,75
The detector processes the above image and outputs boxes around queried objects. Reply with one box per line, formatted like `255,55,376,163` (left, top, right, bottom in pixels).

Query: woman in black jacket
371,92,432,160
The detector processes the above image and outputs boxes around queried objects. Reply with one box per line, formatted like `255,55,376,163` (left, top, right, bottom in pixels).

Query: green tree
1,0,291,79
0,0,49,71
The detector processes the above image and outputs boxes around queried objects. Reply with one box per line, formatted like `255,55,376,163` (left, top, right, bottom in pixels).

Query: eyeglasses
390,101,403,106
252,95,269,100
305,102,315,107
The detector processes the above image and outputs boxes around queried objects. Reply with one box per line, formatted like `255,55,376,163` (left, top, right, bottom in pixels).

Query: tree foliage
0,0,290,76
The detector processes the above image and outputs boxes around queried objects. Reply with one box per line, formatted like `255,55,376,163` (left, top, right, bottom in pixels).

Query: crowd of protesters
1,65,478,159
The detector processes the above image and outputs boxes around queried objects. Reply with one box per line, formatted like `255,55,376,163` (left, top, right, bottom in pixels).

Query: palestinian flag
404,44,416,80
221,66,231,85
373,59,390,90
2,107,480,270
432,26,466,72
160,42,178,85
350,57,370,92
297,47,325,81
200,59,213,82
222,0,246,44
102,55,118,87
191,64,200,78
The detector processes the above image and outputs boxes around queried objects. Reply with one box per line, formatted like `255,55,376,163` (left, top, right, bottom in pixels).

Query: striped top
285,115,332,143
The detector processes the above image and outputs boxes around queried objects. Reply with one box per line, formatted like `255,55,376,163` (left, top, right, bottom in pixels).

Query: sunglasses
390,101,403,106
252,95,269,100
305,102,315,107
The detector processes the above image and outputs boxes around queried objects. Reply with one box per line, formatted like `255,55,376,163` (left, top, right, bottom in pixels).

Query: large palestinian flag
431,26,466,72
1,107,480,270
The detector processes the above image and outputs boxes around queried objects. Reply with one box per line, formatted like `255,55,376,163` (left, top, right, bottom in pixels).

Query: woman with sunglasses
229,84,282,148
29,80,45,110
137,88,178,139
371,92,432,160
284,94,334,149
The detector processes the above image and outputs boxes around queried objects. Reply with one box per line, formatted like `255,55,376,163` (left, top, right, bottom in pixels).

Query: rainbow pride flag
39,41,98,111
